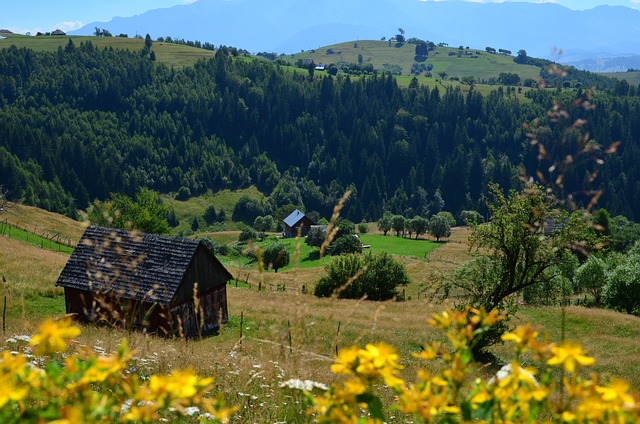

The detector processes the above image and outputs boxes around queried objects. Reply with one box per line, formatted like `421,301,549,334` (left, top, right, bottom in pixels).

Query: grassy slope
162,186,268,233
601,71,640,86
290,40,541,80
0,33,214,69
2,205,639,394
1,34,541,87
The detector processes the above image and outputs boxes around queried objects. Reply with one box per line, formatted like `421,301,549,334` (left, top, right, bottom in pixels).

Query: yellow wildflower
331,346,359,375
149,369,212,402
501,323,541,355
547,341,595,373
596,378,635,407
30,316,80,355
0,371,29,408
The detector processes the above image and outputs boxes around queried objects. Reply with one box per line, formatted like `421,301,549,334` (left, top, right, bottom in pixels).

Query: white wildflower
279,378,328,391
489,363,538,386
185,406,200,416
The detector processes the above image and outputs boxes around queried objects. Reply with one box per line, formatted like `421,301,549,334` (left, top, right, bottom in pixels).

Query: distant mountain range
69,0,640,72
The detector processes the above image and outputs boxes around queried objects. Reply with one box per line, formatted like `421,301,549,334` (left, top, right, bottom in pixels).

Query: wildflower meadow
1,309,638,423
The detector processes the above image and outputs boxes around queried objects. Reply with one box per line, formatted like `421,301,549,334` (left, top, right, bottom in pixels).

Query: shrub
603,257,640,315
357,222,369,234
335,218,355,238
314,251,409,300
305,226,326,249
239,227,258,243
175,185,191,200
330,234,362,256
200,237,230,256
460,209,484,225
203,204,218,225
574,254,608,305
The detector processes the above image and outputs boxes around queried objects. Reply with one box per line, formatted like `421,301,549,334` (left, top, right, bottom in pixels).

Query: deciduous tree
440,183,593,356
262,241,290,273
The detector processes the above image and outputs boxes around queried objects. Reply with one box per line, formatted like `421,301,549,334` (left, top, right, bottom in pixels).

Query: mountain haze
69,0,640,69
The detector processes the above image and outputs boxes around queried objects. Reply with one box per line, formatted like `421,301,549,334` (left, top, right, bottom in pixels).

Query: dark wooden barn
283,209,315,238
56,226,232,337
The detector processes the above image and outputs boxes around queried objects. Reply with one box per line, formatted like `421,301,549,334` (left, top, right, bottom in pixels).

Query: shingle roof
56,226,204,305
283,209,305,227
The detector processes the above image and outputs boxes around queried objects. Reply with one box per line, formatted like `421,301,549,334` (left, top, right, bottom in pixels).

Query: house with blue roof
283,209,315,238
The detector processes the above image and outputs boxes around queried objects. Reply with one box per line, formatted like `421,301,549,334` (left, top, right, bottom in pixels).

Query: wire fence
0,218,74,253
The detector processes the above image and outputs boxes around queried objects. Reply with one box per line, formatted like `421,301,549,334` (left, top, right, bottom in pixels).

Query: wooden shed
56,226,232,337
283,209,315,238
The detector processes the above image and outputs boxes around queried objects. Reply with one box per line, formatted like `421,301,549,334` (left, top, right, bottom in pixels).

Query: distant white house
314,63,326,71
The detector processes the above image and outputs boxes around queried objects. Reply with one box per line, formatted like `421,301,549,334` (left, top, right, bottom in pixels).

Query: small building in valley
51,29,66,36
283,209,315,238
56,226,232,337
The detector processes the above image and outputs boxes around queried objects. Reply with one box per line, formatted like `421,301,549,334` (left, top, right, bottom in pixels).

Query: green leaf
472,400,494,421
356,392,386,421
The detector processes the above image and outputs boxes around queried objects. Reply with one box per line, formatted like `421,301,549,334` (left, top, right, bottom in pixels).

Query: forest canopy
1,42,640,222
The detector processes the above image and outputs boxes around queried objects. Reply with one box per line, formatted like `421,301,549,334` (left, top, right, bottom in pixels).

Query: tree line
1,42,640,224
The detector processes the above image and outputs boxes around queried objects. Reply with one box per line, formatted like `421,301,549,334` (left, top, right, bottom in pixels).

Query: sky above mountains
2,0,639,35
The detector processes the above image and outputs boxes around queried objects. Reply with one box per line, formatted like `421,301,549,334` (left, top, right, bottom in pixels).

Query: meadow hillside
1,204,639,400
289,40,541,80
0,33,214,69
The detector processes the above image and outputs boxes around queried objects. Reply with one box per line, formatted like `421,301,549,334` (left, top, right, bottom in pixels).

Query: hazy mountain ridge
68,0,640,69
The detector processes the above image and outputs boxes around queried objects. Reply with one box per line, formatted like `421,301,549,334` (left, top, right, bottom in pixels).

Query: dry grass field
1,205,639,422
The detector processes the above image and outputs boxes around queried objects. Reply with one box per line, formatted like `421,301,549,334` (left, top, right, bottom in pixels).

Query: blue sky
2,0,639,35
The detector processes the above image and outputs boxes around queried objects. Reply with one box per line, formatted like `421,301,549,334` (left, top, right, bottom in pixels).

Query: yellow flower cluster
0,316,237,423
310,307,640,423
309,342,404,423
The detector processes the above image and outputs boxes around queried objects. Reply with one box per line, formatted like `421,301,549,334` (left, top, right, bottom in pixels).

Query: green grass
359,234,440,258
216,233,440,273
290,40,541,80
162,186,268,234
508,306,640,385
601,71,640,86
279,237,333,270
0,221,74,254
0,33,214,69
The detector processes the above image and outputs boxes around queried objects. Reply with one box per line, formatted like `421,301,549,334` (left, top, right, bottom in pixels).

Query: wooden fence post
2,295,6,335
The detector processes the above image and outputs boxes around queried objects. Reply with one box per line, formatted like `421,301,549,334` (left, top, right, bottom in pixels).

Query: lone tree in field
441,183,594,357
262,241,290,273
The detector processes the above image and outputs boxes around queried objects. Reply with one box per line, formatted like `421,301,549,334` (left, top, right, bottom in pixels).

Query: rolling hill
288,40,541,80
66,0,640,68
0,33,214,69
0,32,546,84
